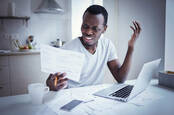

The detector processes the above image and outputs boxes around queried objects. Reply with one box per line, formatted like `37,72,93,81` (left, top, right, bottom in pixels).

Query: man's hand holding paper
46,72,68,91
40,45,85,91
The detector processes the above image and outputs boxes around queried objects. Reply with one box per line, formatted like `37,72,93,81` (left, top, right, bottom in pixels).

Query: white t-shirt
62,37,118,88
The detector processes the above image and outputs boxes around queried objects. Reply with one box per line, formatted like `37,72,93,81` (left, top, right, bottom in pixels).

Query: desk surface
0,80,174,115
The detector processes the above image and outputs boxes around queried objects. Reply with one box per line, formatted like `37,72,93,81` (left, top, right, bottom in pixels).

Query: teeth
86,37,92,40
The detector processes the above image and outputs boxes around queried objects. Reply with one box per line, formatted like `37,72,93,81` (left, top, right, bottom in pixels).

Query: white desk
0,80,174,115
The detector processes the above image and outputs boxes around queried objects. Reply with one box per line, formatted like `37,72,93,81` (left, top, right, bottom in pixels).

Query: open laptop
93,59,161,102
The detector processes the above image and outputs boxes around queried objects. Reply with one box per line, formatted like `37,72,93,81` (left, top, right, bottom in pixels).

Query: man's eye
92,27,100,32
92,27,97,31
82,25,89,29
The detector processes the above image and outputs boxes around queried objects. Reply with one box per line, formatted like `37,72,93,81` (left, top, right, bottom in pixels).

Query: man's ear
102,25,107,33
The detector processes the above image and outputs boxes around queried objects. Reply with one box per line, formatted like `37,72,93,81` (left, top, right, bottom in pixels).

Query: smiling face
80,12,107,48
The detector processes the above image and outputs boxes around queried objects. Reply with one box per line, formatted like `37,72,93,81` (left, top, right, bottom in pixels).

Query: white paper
128,90,163,106
40,44,85,82
45,84,118,115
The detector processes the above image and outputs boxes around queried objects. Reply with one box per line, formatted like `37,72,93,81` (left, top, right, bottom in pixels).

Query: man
46,5,141,91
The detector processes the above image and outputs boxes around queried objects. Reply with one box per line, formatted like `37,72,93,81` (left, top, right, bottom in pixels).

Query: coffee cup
28,83,49,105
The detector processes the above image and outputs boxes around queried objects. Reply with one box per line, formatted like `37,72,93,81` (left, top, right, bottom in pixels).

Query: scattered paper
40,44,85,82
128,90,163,106
45,84,120,115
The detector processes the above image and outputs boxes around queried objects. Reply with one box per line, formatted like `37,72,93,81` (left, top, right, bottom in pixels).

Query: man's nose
85,28,93,35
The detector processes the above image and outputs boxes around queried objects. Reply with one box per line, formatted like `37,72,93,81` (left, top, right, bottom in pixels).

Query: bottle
8,2,15,16
27,35,34,49
56,39,62,47
28,41,32,49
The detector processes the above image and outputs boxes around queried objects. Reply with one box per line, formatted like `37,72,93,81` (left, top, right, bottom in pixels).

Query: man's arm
107,21,141,83
107,47,133,83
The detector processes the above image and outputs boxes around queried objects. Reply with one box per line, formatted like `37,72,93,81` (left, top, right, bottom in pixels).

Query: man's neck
79,37,97,54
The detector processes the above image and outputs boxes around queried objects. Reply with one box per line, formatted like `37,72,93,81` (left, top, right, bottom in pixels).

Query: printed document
40,44,85,82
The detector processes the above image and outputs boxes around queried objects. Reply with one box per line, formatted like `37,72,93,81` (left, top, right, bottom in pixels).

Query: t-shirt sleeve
107,40,118,62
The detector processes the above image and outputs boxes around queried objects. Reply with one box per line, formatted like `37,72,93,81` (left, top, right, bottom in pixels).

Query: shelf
0,16,30,27
0,16,30,21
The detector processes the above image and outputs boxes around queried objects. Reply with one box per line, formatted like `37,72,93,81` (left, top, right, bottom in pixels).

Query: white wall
165,0,174,71
103,0,118,83
117,0,165,79
0,0,31,49
0,0,71,49
71,0,92,39
30,0,71,44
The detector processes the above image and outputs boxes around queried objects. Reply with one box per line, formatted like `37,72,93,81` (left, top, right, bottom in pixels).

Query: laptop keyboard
109,85,134,98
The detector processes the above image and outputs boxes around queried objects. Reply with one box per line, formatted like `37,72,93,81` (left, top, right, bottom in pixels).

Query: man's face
81,12,107,47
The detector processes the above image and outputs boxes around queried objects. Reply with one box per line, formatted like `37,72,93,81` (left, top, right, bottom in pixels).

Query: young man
46,5,141,91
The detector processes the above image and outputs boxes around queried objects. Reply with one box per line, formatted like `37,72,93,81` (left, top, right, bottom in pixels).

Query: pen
54,77,58,86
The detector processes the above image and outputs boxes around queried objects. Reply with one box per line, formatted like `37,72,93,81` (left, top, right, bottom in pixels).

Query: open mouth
85,37,92,40
83,36,93,43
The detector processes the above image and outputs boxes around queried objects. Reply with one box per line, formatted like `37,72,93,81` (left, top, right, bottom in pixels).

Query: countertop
0,49,40,56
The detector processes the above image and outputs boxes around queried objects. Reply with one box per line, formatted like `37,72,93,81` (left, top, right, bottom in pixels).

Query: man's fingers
133,21,138,31
55,81,67,90
48,72,68,91
55,72,67,79
49,73,53,79
134,21,141,33
130,26,135,32
57,78,68,84
52,80,68,91
60,72,67,78
54,72,61,77
132,21,141,34
58,81,67,86
56,83,67,91
51,72,66,80
135,21,141,31
50,72,60,80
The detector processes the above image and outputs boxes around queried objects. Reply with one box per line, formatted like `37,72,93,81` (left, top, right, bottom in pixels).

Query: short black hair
83,5,108,25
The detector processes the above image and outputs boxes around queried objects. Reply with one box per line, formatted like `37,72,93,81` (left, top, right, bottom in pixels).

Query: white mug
28,83,49,105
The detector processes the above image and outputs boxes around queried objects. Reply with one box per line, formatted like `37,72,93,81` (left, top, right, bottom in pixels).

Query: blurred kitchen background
0,0,173,96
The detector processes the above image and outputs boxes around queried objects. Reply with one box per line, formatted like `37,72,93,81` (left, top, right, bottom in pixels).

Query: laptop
93,59,161,102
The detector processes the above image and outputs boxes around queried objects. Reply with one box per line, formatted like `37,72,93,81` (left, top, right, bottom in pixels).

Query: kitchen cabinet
0,56,10,97
10,54,42,95
0,83,11,97
0,52,49,96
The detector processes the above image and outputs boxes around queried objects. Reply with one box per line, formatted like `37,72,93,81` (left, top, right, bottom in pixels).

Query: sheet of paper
45,89,93,115
45,84,120,115
40,44,85,82
128,90,163,106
